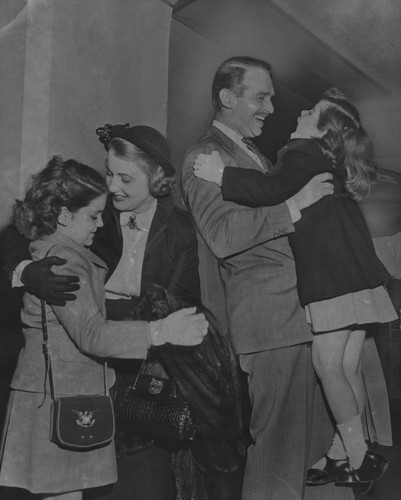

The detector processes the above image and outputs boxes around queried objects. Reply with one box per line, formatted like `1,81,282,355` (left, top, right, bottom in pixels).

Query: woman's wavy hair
314,88,377,200
13,156,108,240
108,138,176,197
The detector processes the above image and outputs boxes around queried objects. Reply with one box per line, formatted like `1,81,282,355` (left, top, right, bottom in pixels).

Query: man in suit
180,56,351,500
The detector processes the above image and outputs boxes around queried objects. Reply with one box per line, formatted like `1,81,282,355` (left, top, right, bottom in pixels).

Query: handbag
40,300,115,451
111,356,196,450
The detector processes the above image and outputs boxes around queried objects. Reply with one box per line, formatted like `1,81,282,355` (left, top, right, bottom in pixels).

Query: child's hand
193,151,225,186
150,308,208,346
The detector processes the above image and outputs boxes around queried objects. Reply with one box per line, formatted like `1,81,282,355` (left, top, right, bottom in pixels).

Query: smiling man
181,56,336,500
216,63,275,138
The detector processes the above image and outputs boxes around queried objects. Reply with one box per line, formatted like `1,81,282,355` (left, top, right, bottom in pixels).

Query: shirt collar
213,119,245,149
119,200,157,232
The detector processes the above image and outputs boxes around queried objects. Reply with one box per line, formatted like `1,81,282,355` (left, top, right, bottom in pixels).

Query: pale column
20,0,54,196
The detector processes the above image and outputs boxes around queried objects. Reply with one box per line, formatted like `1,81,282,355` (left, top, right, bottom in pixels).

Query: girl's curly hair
13,156,108,240
314,88,377,201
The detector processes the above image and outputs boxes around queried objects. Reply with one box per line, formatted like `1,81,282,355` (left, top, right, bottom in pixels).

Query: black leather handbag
111,357,196,450
41,300,115,451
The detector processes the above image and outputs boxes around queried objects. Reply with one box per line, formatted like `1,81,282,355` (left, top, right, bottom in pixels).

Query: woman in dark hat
90,123,203,500
93,123,200,314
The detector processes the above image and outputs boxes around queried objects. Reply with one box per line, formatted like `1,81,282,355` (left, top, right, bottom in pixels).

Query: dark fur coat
112,284,246,499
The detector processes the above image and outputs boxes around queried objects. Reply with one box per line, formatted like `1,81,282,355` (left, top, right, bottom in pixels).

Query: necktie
242,137,270,172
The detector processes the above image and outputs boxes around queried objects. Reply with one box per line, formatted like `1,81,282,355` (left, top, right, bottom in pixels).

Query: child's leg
324,329,366,461
312,330,357,423
42,492,82,500
310,330,353,468
312,329,367,469
343,329,366,415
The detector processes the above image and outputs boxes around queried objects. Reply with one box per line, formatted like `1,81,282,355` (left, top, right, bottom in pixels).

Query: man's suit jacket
181,125,312,354
0,195,201,306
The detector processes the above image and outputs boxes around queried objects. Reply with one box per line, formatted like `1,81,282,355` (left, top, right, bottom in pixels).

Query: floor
0,313,400,500
0,395,400,500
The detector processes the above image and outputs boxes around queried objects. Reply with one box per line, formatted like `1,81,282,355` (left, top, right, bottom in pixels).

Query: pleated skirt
305,285,398,333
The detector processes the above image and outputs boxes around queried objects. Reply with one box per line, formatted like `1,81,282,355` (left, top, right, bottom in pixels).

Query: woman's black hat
96,123,175,176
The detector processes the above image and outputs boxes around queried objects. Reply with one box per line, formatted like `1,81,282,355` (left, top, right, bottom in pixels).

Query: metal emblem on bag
148,377,163,395
73,409,98,427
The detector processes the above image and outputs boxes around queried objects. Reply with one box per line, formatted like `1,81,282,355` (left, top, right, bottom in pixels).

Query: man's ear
58,206,72,227
219,88,236,109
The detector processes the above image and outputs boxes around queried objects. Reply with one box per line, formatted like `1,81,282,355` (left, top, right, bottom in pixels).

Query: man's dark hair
211,56,272,111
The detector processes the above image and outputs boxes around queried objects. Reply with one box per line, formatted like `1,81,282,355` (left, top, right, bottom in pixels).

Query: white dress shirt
105,201,157,300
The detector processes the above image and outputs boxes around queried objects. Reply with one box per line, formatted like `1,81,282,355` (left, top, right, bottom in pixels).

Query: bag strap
40,299,56,403
132,353,151,390
39,299,109,404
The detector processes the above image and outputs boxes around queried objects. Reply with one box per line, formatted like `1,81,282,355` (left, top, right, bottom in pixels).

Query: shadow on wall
359,169,401,239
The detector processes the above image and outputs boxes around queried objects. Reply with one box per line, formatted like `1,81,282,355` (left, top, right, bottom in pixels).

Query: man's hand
21,256,80,306
292,172,334,211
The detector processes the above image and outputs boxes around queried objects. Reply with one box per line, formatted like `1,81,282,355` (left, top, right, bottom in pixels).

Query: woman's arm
0,224,79,304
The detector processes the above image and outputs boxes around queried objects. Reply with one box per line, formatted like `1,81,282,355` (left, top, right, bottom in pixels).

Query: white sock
327,432,347,460
337,415,368,469
311,432,347,469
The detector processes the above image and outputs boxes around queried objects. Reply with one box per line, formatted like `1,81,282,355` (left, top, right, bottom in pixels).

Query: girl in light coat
0,156,207,500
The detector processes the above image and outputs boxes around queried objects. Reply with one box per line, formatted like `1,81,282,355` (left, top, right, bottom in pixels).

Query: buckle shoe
335,451,389,493
306,456,352,486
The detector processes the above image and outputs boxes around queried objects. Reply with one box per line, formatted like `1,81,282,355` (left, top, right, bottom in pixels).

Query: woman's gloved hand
21,257,80,306
150,307,208,346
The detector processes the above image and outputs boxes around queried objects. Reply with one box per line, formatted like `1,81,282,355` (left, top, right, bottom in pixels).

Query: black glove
21,256,80,306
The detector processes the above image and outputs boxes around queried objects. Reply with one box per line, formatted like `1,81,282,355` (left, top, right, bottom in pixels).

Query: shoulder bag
41,300,115,451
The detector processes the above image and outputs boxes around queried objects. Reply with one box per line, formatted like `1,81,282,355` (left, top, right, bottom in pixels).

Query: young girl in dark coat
193,88,397,489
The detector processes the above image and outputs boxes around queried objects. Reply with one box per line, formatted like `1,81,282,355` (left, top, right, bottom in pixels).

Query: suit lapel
209,126,268,173
98,197,123,254
144,197,173,258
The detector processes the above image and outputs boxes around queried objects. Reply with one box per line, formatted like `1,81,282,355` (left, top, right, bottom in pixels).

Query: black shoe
335,451,389,486
306,456,352,486
352,480,375,496
356,451,389,482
